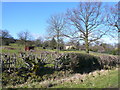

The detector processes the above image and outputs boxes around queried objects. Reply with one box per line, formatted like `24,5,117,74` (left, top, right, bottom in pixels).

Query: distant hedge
58,53,119,73
98,55,119,69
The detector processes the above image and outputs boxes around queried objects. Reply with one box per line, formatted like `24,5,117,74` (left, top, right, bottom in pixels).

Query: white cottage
65,45,76,50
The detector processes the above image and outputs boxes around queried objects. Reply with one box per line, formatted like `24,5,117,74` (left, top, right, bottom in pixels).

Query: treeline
0,30,118,55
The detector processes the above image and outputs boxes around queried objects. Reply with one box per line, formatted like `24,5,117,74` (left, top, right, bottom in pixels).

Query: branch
88,30,108,43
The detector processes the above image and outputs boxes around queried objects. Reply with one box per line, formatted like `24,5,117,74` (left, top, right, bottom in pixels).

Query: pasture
1,44,119,88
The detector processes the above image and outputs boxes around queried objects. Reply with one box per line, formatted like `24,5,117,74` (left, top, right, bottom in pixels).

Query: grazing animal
25,46,34,51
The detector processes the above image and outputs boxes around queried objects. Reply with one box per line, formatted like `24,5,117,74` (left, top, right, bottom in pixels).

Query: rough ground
9,68,118,88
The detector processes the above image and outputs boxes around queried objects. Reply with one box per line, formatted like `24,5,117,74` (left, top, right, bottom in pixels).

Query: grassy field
53,69,119,88
1,43,117,57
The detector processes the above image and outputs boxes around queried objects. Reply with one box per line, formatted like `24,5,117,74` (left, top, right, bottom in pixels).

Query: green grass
53,69,119,88
35,47,118,57
1,43,118,57
2,49,20,54
1,44,24,54
44,64,54,67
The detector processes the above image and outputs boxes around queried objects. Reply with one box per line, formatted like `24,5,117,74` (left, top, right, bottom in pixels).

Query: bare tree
0,30,14,45
47,13,66,50
0,30,12,39
17,31,31,46
104,2,119,46
106,3,119,32
66,2,108,53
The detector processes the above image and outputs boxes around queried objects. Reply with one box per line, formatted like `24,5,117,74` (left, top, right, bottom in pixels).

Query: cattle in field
25,46,34,51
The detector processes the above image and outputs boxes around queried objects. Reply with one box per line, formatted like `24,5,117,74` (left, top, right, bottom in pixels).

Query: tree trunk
57,30,60,51
85,24,89,53
57,37,59,50
85,38,89,53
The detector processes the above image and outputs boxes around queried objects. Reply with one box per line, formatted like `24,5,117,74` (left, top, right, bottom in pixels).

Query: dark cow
25,46,34,51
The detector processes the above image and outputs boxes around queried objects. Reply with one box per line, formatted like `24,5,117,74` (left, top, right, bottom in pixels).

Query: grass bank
53,68,119,88
4,68,119,88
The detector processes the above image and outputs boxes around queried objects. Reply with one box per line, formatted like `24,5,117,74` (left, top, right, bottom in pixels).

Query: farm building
64,45,76,50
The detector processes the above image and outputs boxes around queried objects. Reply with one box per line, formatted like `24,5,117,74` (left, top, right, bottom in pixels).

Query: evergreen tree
50,38,57,49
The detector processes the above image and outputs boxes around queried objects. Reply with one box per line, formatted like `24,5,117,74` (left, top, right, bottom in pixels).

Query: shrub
58,53,119,73
98,55,119,69
58,53,101,73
